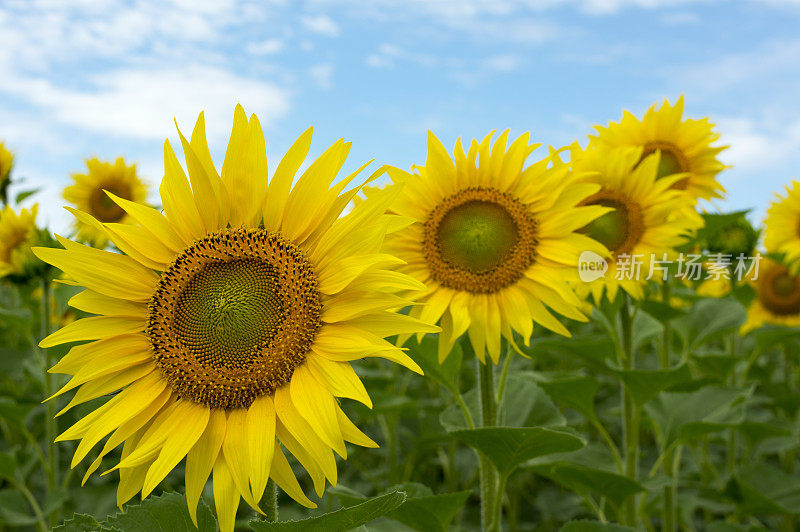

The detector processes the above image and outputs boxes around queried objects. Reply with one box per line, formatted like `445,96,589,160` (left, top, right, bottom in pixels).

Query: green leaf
53,514,112,532
559,520,634,531
673,298,746,352
615,363,692,407
538,376,599,420
331,483,471,532
528,462,644,509
726,462,800,515
103,492,215,532
645,385,751,448
531,334,616,373
632,309,663,350
408,336,463,395
451,427,585,477
439,389,479,431
753,326,800,351
0,488,39,527
498,372,565,427
15,188,40,203
250,491,407,532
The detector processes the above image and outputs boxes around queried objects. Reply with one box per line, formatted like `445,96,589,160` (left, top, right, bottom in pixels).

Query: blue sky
1,0,799,234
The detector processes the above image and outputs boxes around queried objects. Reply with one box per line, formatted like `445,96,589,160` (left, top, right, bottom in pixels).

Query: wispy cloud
301,14,340,36
309,63,334,89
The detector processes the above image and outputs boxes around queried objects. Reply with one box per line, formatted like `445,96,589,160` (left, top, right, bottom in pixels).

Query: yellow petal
290,365,346,457
105,192,187,252
142,402,210,497
68,290,147,318
306,353,372,408
246,394,276,502
161,139,206,241
212,454,240,532
263,127,312,231
222,409,262,512
186,409,227,527
269,445,317,508
40,316,145,348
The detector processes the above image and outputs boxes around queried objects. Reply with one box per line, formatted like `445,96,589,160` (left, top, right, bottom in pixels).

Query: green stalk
478,358,498,532
619,296,639,527
660,282,677,532
263,480,278,522
41,277,58,526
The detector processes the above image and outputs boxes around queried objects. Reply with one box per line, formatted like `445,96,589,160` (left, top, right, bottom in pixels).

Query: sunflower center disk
148,228,322,410
424,187,537,294
90,183,129,223
641,141,690,190
579,193,643,259
759,267,800,316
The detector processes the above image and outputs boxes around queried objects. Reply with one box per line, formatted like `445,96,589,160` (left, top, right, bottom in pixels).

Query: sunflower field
1,98,800,532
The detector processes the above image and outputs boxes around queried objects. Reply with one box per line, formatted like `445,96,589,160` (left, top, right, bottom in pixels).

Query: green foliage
250,491,406,532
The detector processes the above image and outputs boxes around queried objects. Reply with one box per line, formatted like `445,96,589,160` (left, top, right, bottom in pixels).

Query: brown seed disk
579,190,645,259
147,227,321,410
758,264,800,316
423,187,538,294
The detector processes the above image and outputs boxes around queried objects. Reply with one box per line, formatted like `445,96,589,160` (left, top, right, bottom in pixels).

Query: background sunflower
764,180,800,273
63,157,147,248
383,131,607,364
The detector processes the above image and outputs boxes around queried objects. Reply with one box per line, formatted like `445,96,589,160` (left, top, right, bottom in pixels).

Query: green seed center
580,199,629,253
437,200,519,272
175,259,282,369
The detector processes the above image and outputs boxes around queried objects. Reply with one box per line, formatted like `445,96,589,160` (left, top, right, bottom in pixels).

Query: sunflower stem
660,282,677,532
477,357,498,532
264,479,278,522
41,276,58,526
619,295,639,527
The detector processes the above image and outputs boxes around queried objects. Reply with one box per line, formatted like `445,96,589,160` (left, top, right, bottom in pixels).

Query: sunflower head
0,204,53,281
383,130,609,364
590,96,728,202
63,157,147,247
33,105,434,532
742,257,800,334
571,143,703,303
0,142,14,205
764,180,800,273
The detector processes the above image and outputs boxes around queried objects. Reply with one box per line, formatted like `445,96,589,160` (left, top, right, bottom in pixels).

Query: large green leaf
726,462,800,515
451,427,585,477
498,372,565,428
632,309,663,350
528,461,644,509
559,520,634,531
330,483,469,532
615,363,692,407
250,491,406,532
103,492,216,532
645,385,751,448
673,298,746,352
531,334,617,373
538,376,600,420
53,514,111,532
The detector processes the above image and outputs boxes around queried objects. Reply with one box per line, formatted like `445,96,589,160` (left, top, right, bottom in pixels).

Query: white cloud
309,63,334,89
246,38,285,55
483,54,521,71
2,65,290,143
301,14,340,36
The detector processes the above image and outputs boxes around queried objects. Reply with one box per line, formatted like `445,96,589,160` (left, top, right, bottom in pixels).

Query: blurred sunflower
571,144,702,303
741,257,800,334
382,131,608,364
34,105,434,532
764,180,800,273
0,204,42,279
590,96,727,201
0,142,13,204
64,157,147,247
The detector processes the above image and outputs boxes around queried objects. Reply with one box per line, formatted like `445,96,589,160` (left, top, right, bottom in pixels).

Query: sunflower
590,96,727,201
764,180,800,273
34,105,434,531
0,142,13,204
0,204,41,279
570,144,703,303
64,157,147,247
382,131,608,364
741,257,800,334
